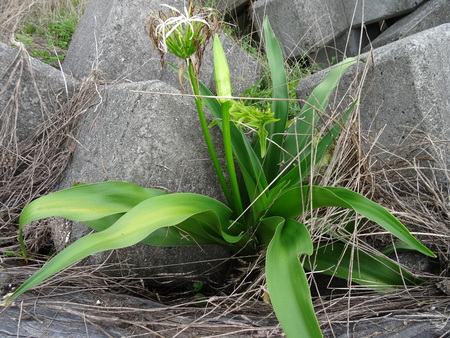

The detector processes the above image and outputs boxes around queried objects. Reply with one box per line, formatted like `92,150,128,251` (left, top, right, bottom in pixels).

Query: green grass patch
12,0,86,67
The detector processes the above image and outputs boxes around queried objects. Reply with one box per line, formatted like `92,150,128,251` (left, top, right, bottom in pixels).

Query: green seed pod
213,34,232,102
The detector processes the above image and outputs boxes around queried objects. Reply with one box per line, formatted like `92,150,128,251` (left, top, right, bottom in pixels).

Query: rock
1,279,449,337
0,42,78,143
252,0,348,58
325,312,450,338
252,0,426,60
55,79,230,287
1,290,163,337
364,0,450,51
342,0,426,27
62,0,260,94
393,250,440,275
311,27,367,65
0,286,280,337
208,0,249,13
60,79,223,198
296,24,450,185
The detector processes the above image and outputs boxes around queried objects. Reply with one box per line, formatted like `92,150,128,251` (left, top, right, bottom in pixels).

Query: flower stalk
213,34,243,216
186,58,233,206
147,2,234,206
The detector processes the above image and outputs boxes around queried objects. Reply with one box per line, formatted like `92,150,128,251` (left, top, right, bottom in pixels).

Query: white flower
147,3,217,60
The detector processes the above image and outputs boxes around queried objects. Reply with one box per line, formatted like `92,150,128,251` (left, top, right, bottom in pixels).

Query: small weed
14,33,34,47
9,0,86,68
30,49,65,64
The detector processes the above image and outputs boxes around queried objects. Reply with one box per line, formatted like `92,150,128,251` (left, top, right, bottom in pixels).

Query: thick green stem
221,100,243,216
186,60,232,206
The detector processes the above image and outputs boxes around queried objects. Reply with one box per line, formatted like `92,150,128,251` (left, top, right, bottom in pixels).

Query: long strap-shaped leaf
197,79,269,221
18,181,167,260
305,241,423,287
271,101,357,193
262,16,289,183
7,193,231,302
170,62,270,221
266,218,322,337
266,185,435,257
283,58,358,163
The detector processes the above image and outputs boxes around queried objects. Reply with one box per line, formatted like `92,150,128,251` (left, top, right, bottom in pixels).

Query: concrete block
252,0,348,58
364,0,450,51
312,27,368,65
0,43,78,142
297,24,450,181
205,0,248,13
57,79,229,285
62,0,260,94
61,79,224,198
343,0,427,27
312,22,383,65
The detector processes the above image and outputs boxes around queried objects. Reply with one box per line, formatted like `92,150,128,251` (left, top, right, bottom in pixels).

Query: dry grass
0,1,449,337
2,63,448,335
0,0,87,42
0,44,98,252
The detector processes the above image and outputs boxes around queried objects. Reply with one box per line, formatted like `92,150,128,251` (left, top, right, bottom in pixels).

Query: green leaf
322,187,436,258
283,58,358,164
257,216,284,245
266,185,435,257
271,100,357,192
197,77,270,219
262,17,289,182
170,62,270,217
266,219,322,337
20,181,166,224
8,193,231,302
305,241,423,287
18,181,166,260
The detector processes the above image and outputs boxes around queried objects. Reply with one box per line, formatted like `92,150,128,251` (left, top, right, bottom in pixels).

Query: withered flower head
147,1,218,74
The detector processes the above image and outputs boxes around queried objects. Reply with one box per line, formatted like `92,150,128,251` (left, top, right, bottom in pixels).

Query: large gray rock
61,80,223,198
325,311,450,338
207,0,248,13
0,43,78,143
364,0,450,51
342,0,426,27
63,0,260,94
252,0,426,59
252,0,348,58
297,24,450,182
2,272,448,337
311,27,369,65
56,79,230,286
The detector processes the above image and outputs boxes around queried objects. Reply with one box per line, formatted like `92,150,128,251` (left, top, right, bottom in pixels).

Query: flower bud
213,34,232,102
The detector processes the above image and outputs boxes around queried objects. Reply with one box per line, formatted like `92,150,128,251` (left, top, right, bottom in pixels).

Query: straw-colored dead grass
0,0,88,42
0,44,97,252
1,50,449,336
0,2,449,337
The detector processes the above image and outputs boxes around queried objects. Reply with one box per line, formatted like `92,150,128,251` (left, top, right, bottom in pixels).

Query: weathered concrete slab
252,0,348,58
343,0,427,27
207,0,248,13
325,312,450,338
61,79,223,198
253,0,427,59
56,79,229,286
0,43,78,142
2,276,448,337
0,286,280,337
63,0,260,94
364,0,450,51
311,27,367,65
297,24,450,181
